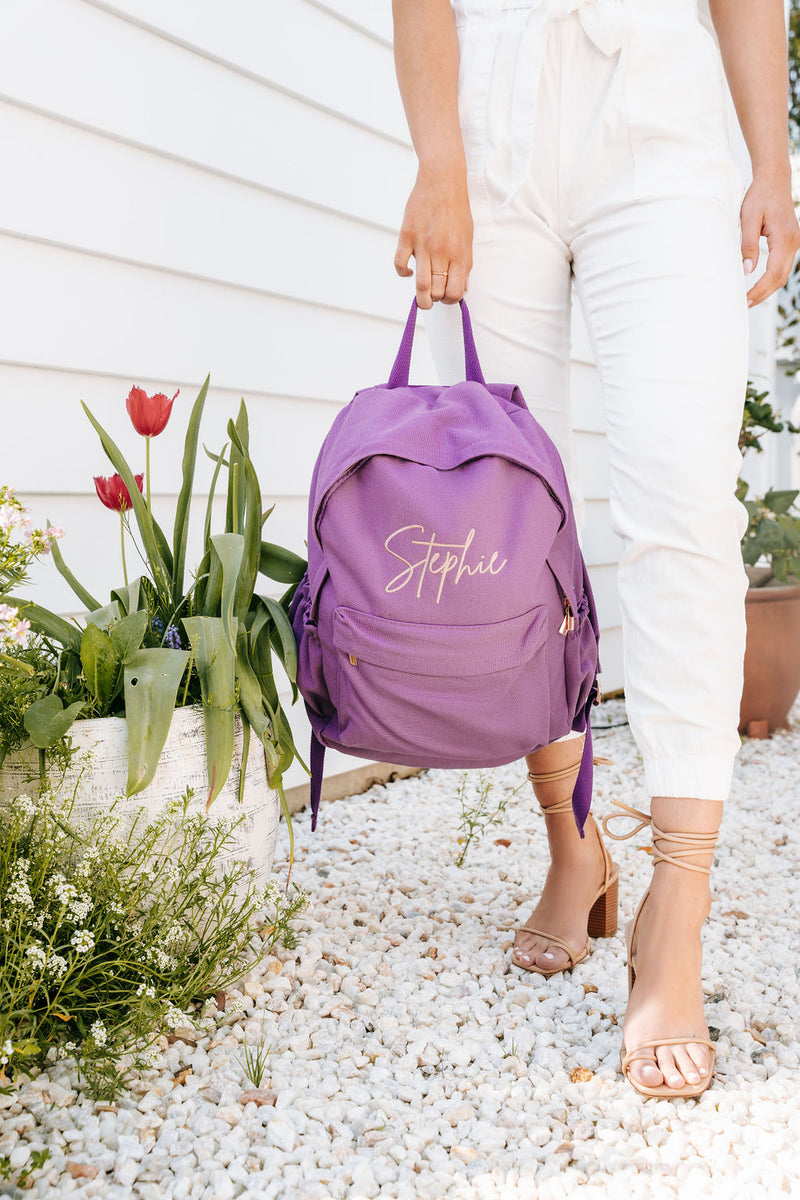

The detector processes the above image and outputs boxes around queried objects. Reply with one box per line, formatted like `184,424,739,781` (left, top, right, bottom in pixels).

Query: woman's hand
740,166,800,307
394,161,474,309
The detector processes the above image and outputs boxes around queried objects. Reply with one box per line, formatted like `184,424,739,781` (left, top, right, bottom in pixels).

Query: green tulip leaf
84,600,122,631
1,597,82,654
258,541,307,585
172,374,210,601
181,616,236,809
46,519,101,611
123,649,190,797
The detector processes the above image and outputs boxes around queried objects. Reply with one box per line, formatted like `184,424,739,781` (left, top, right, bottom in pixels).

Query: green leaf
80,400,172,597
256,594,298,684
258,541,307,585
84,600,122,631
172,374,210,602
205,533,245,655
234,623,278,768
45,519,101,611
109,609,149,664
111,577,143,616
123,649,190,796
227,419,262,623
81,623,121,710
763,488,800,516
2,597,82,654
202,441,228,549
23,695,85,748
181,616,236,808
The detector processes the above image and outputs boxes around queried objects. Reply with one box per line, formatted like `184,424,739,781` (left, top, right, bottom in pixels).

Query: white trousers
424,0,751,801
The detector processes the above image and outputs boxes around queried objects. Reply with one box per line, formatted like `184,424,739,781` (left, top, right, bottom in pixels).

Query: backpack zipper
558,596,575,636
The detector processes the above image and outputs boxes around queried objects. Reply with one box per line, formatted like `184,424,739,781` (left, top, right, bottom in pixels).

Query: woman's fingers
393,171,474,308
740,174,800,308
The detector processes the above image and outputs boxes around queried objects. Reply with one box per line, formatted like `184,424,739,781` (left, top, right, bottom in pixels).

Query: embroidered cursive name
384,525,508,604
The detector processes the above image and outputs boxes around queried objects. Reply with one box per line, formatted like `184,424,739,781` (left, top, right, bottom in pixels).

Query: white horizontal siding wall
0,0,777,793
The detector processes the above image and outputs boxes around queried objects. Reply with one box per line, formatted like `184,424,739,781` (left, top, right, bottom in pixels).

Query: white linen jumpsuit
423,0,751,803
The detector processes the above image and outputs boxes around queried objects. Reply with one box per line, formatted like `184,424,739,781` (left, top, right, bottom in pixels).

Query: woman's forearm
709,0,791,177
391,0,467,177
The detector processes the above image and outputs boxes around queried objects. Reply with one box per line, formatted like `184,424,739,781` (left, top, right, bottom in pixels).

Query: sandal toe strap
514,927,588,965
621,1037,717,1071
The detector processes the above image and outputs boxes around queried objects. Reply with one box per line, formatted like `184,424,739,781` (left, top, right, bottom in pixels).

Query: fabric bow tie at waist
455,0,633,207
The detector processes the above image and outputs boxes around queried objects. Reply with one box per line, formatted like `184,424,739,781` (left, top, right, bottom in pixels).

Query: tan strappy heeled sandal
601,798,719,1099
511,757,619,977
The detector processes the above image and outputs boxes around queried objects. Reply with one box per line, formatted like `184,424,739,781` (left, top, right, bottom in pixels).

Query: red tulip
93,472,144,513
126,385,180,437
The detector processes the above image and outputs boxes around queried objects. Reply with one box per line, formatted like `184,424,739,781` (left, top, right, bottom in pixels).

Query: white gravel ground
2,697,799,1200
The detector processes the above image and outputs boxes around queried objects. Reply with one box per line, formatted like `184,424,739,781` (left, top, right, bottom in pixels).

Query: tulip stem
146,435,152,517
119,512,129,587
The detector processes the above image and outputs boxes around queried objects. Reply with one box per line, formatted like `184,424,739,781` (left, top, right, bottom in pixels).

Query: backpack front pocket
330,604,551,766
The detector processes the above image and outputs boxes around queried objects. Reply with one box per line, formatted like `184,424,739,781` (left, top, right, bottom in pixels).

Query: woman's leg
571,188,749,1089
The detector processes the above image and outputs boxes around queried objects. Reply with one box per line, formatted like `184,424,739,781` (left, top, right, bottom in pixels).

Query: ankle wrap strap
600,799,718,875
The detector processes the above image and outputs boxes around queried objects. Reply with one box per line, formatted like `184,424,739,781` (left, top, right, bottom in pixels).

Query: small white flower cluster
163,1005,184,1029
257,878,283,910
5,858,33,910
126,916,144,937
106,899,126,921
65,893,93,924
70,928,94,954
138,1044,161,1068
161,861,182,886
49,874,78,907
144,946,177,972
14,794,36,821
56,1039,79,1060
161,921,187,950
89,1020,107,1048
47,954,68,979
1,1038,13,1066
135,982,156,999
24,942,47,973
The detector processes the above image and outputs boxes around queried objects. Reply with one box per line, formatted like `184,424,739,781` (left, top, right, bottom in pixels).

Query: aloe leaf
256,594,298,683
234,623,278,768
109,609,149,664
111,576,143,616
172,374,210,602
80,623,120,710
23,695,85,748
84,600,122,631
123,649,190,796
80,401,171,596
45,519,101,610
2,597,82,654
258,542,307,585
181,616,236,809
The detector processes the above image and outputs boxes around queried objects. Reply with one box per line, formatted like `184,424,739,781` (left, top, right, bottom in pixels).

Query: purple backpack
290,297,601,834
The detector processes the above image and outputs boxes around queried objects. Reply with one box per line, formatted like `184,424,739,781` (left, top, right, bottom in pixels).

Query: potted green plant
0,378,308,880
738,381,800,733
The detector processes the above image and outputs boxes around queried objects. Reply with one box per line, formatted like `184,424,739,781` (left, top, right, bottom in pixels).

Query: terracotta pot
0,704,280,901
739,582,800,734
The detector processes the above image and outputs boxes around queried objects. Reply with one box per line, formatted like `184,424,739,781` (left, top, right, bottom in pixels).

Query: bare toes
513,935,547,966
672,1045,702,1087
631,1058,663,1088
533,946,569,971
656,1047,688,1090
686,1042,712,1077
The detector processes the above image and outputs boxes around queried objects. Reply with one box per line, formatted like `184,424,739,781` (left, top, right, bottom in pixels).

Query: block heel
587,874,618,939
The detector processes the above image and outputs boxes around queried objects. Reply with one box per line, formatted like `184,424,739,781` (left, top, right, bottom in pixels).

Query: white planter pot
0,704,281,901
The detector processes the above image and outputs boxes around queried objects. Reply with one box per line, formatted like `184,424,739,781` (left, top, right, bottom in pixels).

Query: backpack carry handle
387,295,487,389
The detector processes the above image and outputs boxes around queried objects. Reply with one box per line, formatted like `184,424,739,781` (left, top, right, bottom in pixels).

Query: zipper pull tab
348,653,358,666
558,596,575,636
